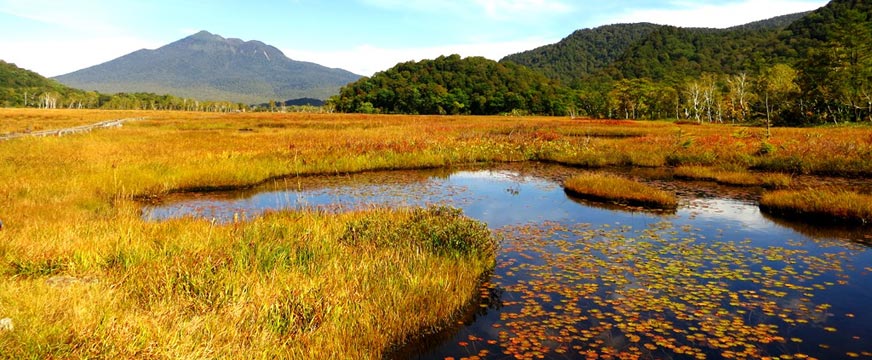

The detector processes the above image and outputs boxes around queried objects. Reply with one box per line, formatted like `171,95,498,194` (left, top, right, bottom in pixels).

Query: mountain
54,31,362,103
501,12,811,85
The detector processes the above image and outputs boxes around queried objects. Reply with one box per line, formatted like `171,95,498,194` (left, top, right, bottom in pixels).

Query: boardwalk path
0,117,145,141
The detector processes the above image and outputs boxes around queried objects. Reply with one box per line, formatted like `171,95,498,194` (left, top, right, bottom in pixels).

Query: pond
143,163,872,360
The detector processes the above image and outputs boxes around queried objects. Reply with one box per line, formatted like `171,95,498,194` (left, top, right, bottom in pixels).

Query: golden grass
0,109,870,357
0,108,156,134
563,172,678,209
673,165,792,188
760,189,872,225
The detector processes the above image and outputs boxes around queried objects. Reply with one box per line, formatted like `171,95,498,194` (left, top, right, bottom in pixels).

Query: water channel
143,163,872,360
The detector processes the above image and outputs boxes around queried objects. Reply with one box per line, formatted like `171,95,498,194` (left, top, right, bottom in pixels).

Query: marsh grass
0,108,154,134
760,189,872,225
674,165,792,188
564,172,678,209
1,110,870,357
0,207,495,358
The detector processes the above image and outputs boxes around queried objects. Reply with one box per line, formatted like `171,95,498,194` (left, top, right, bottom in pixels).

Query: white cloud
604,0,826,28
283,37,555,76
0,36,161,77
0,0,119,33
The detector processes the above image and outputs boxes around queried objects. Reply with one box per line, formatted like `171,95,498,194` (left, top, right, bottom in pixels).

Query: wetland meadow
1,108,872,359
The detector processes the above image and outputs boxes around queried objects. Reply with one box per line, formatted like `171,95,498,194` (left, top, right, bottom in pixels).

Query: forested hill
501,23,661,87
0,60,79,107
726,11,812,31
332,55,565,115
494,0,871,125
502,12,809,84
54,31,362,104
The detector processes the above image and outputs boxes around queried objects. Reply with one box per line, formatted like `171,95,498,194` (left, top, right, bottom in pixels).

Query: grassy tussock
0,207,495,358
564,172,678,209
760,189,872,225
673,166,792,188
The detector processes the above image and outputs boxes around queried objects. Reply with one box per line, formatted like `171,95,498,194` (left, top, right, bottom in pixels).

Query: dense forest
502,0,871,125
501,23,662,88
335,0,870,125
331,55,566,115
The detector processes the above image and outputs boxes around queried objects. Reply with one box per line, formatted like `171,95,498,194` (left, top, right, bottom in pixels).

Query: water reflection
142,163,872,360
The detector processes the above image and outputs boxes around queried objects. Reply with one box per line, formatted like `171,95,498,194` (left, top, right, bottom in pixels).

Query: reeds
563,172,678,209
760,189,872,225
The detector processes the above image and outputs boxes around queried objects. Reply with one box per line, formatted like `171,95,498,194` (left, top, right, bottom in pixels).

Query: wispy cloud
1,36,161,77
0,0,120,33
602,0,826,28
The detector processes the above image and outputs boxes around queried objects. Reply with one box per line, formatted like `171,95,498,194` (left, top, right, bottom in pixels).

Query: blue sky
0,0,828,77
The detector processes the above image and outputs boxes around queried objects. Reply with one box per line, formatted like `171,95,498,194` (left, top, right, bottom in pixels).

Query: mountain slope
502,12,811,85
501,23,661,87
54,31,362,103
0,60,83,107
607,11,811,82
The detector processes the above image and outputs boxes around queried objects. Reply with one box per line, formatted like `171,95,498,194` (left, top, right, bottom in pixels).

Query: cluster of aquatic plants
564,172,678,209
760,189,872,225
476,221,871,360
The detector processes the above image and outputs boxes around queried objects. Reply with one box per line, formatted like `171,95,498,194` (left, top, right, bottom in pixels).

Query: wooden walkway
0,117,144,141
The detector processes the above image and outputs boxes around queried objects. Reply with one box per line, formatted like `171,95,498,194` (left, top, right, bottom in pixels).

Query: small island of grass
673,166,792,188
564,172,678,210
760,189,872,225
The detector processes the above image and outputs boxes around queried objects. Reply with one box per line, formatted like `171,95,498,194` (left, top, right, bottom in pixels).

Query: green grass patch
563,172,678,210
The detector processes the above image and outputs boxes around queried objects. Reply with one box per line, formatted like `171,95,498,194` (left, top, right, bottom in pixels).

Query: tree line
330,55,566,116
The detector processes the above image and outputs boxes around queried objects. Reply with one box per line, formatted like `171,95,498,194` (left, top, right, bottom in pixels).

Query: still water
144,163,872,360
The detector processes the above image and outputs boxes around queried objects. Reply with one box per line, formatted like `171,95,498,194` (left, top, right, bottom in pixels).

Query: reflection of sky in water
144,168,664,229
143,165,872,360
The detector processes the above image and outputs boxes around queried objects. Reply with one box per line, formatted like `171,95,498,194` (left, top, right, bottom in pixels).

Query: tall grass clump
564,172,678,209
760,189,872,225
341,206,497,259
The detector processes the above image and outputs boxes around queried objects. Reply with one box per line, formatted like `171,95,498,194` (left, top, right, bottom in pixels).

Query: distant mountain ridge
54,31,362,103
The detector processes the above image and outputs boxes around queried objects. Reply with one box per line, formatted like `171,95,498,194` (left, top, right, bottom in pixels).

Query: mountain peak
53,32,362,103
191,30,215,37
